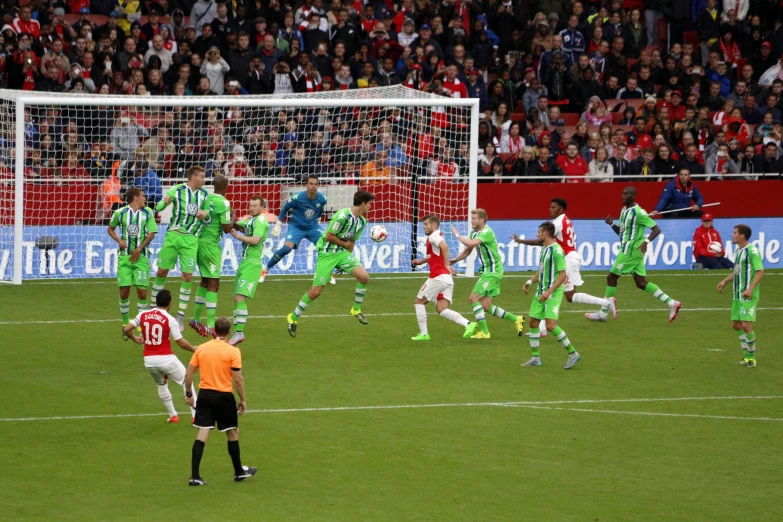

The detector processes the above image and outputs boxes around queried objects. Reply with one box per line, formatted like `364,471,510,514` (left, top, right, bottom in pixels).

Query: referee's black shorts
193,389,238,432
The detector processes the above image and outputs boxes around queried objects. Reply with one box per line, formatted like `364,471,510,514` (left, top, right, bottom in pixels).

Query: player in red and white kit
410,214,476,341
513,198,617,334
123,289,199,423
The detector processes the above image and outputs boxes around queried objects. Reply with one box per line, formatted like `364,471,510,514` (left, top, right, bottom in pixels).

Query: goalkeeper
263,175,334,284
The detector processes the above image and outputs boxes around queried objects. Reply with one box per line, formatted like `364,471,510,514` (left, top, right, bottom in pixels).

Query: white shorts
144,354,186,386
417,278,454,303
563,253,584,292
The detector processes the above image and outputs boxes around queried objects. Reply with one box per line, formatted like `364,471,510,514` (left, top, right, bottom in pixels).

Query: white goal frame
4,88,480,284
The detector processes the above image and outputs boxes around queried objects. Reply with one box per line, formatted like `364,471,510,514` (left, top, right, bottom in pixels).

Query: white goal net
0,87,478,284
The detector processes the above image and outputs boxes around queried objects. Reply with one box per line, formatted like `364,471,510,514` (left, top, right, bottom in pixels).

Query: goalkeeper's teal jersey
618,204,656,255
470,225,503,274
237,214,269,264
733,244,764,301
536,243,566,298
109,205,158,257
164,183,210,236
317,208,367,254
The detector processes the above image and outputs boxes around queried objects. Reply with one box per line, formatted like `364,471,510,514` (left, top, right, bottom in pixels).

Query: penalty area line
515,404,783,422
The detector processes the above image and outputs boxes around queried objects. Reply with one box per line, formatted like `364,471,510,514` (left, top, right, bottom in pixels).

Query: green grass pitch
1,270,782,521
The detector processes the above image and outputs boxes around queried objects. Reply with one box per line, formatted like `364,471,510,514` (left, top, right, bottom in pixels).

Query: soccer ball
370,225,388,243
708,241,722,254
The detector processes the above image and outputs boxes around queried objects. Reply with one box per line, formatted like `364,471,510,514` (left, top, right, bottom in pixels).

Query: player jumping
522,222,580,369
228,196,269,346
123,290,198,423
586,186,682,322
410,214,476,341
717,224,764,367
512,198,617,336
450,209,525,339
287,190,376,337
263,175,334,284
108,187,158,332
190,175,234,338
153,166,210,330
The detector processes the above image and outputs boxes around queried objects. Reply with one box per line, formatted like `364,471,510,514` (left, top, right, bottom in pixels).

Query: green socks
151,276,165,303
489,305,517,322
293,294,312,320
601,286,618,313
353,282,367,312
137,300,148,312
206,291,218,328
119,298,130,324
193,286,208,323
234,301,248,333
529,327,540,357
552,326,575,354
644,282,672,304
178,282,192,319
472,303,489,334
744,332,756,359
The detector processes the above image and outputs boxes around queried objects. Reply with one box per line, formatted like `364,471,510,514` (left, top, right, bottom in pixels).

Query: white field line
2,307,782,325
1,395,781,423
516,404,783,422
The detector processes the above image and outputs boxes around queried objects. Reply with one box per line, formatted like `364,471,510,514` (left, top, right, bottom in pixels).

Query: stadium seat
561,113,580,125
683,31,700,46
657,19,669,48
510,112,526,122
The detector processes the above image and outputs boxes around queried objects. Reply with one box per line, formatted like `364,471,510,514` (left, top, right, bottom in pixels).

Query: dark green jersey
163,183,210,236
470,225,503,274
733,244,764,301
316,208,367,253
618,204,656,255
237,214,269,264
536,243,566,298
109,206,158,257
199,194,232,244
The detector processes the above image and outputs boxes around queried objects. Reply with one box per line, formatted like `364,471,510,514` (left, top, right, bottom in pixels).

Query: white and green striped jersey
536,243,566,298
316,208,367,254
109,205,158,257
618,204,656,255
162,183,210,236
470,225,503,274
237,214,269,264
733,244,764,301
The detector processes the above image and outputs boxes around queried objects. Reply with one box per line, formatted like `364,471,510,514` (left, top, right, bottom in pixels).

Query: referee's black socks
228,440,243,475
192,440,205,478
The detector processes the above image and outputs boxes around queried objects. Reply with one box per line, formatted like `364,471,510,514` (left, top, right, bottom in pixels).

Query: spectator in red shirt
13,7,42,38
441,63,468,99
60,150,90,179
693,214,734,270
557,141,589,183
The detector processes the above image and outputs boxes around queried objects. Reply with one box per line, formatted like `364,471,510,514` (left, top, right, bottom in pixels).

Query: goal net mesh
0,86,475,282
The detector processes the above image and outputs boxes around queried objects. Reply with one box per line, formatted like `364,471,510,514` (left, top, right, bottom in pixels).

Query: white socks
157,384,178,417
415,304,428,335
439,308,470,327
572,293,608,307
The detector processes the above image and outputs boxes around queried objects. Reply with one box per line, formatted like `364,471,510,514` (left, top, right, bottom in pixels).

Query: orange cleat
167,415,179,423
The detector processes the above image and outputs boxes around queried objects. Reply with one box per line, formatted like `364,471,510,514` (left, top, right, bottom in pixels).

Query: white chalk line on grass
515,404,783,422
2,307,782,325
1,395,781,423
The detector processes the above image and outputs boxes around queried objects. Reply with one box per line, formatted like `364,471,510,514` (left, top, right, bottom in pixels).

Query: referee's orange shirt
189,340,242,393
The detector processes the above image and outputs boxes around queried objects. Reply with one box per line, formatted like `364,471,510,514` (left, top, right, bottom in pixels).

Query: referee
184,316,256,486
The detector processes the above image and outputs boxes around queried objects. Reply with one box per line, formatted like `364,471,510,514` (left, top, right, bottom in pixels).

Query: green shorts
117,255,150,288
197,241,222,279
610,251,646,276
472,272,503,298
157,232,198,273
731,300,758,322
235,262,262,298
529,293,563,321
313,250,362,287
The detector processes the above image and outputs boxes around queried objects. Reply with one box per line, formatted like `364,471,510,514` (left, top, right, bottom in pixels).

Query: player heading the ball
287,190,376,337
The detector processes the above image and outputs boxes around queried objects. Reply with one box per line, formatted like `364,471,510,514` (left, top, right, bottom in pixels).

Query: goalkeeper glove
272,221,282,238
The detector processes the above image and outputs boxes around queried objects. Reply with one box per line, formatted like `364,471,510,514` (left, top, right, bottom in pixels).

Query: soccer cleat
411,333,431,341
189,477,207,486
259,269,267,283
521,357,542,367
668,301,682,323
351,308,368,324
738,358,757,367
191,416,195,424
228,332,245,346
167,415,179,423
470,331,491,339
287,314,297,337
330,275,336,285
234,466,258,482
564,352,581,369
133,326,143,338
514,316,526,336
463,322,478,339
189,319,213,338
585,311,607,322
540,328,547,337
177,315,185,332
608,297,618,320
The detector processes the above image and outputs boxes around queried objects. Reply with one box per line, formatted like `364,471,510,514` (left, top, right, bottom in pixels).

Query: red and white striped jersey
426,229,453,282
553,214,577,255
130,308,181,357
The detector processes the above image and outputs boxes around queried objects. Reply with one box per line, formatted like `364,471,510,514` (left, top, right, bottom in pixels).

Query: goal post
0,87,479,284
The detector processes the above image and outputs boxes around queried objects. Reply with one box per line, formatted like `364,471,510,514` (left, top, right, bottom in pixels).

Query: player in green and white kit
450,209,525,339
717,224,765,367
227,195,269,345
586,186,682,323
287,190,376,337
153,166,210,331
521,222,580,369
189,175,234,338
107,187,158,332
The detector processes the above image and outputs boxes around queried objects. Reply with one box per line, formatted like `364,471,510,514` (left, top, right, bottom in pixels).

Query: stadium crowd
1,0,783,195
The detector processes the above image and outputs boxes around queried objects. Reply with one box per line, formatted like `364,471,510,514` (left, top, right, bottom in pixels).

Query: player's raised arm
605,215,621,236
451,224,483,248
511,233,543,246
155,187,176,211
